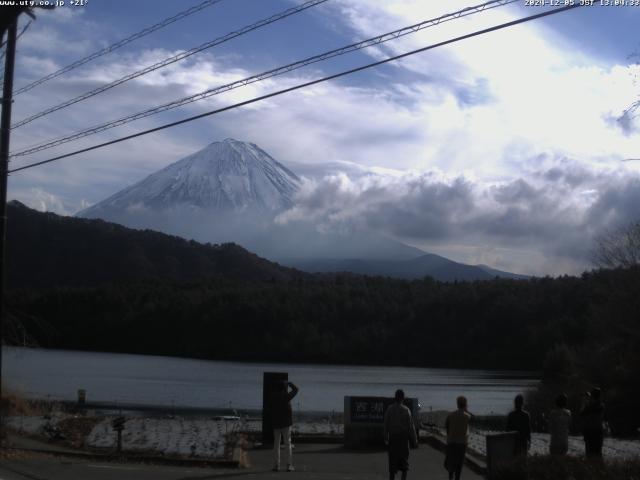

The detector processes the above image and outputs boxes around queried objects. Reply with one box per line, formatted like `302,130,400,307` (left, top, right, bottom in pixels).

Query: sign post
111,417,126,453
344,396,419,448
486,432,519,478
261,371,288,444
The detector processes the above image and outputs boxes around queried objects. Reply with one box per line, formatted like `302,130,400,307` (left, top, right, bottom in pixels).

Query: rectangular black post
261,371,288,444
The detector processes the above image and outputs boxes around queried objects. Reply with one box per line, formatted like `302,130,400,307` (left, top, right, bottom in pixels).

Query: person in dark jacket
581,387,605,458
506,394,531,454
271,380,298,472
384,389,418,480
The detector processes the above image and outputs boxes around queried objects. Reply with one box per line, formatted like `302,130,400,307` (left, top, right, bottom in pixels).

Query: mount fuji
78,138,300,216
77,138,424,260
77,139,525,280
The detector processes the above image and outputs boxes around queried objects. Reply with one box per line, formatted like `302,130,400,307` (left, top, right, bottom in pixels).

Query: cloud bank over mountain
71,137,640,276
278,156,640,275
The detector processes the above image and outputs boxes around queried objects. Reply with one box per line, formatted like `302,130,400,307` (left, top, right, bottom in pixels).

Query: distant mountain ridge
282,255,529,281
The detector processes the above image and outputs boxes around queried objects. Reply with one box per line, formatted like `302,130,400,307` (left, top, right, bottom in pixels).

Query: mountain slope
281,254,507,281
6,201,302,289
477,264,530,280
77,138,300,218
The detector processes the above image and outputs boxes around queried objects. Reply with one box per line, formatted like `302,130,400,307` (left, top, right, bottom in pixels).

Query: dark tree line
7,267,640,436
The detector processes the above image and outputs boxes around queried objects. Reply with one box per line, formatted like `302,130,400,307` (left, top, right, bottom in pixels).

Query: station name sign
346,396,419,425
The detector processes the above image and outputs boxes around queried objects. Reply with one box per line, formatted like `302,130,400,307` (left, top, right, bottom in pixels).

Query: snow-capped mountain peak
78,138,300,217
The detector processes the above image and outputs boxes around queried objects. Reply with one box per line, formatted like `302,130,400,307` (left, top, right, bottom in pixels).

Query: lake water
3,347,538,415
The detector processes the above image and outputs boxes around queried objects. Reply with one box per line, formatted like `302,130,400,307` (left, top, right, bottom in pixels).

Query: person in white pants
273,424,293,471
271,381,298,472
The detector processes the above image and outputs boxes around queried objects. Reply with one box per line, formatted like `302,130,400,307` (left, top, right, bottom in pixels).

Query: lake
3,346,538,415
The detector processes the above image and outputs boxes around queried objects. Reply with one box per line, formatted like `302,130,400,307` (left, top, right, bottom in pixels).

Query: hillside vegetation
6,201,301,288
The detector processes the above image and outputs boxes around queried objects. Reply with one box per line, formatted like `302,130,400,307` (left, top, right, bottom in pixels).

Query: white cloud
10,187,88,216
274,157,640,275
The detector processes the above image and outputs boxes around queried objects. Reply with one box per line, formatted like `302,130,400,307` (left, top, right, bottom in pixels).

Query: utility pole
0,5,54,442
0,16,18,443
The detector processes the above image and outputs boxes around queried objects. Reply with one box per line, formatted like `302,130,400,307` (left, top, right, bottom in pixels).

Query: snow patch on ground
239,419,344,436
9,414,637,460
460,429,640,459
87,418,235,458
5,415,54,436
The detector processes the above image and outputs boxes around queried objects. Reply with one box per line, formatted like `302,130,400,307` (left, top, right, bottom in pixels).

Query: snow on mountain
78,138,300,217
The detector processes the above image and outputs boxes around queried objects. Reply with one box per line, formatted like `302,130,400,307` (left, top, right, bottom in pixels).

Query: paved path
0,443,483,480
247,442,483,479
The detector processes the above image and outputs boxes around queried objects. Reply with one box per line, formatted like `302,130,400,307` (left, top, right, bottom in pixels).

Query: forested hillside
6,201,302,288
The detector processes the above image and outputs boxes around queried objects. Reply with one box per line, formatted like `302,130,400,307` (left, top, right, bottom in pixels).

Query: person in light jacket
384,389,418,480
548,393,571,456
445,396,472,480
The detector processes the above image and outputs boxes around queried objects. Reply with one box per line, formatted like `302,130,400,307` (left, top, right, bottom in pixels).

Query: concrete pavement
0,443,483,480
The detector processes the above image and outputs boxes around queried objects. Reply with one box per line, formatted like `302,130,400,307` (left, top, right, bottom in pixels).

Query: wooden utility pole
0,14,18,442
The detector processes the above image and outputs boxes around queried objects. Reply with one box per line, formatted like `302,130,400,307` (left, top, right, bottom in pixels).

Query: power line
1,20,31,50
11,0,329,130
0,20,32,80
12,0,519,158
11,0,226,96
8,3,583,175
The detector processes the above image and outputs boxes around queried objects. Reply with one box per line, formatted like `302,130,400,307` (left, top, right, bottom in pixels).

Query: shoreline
2,345,541,377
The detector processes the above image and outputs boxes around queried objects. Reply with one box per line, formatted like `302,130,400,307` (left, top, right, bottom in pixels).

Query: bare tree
593,221,640,268
619,48,639,143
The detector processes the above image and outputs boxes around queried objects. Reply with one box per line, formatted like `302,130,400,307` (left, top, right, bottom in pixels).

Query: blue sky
4,0,640,275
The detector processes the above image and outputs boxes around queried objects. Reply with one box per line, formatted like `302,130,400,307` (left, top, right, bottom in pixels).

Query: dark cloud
366,177,473,239
278,160,640,274
490,179,538,204
540,164,596,188
453,77,494,108
585,177,640,229
608,106,639,137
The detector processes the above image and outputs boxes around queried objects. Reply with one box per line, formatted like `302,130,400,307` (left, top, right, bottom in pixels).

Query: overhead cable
0,20,32,84
8,3,583,174
12,0,518,157
12,0,226,96
11,0,329,129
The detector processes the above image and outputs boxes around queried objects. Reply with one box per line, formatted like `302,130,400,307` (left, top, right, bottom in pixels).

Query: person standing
581,387,605,459
548,393,572,456
506,394,531,455
271,380,298,472
444,396,472,480
384,389,418,480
